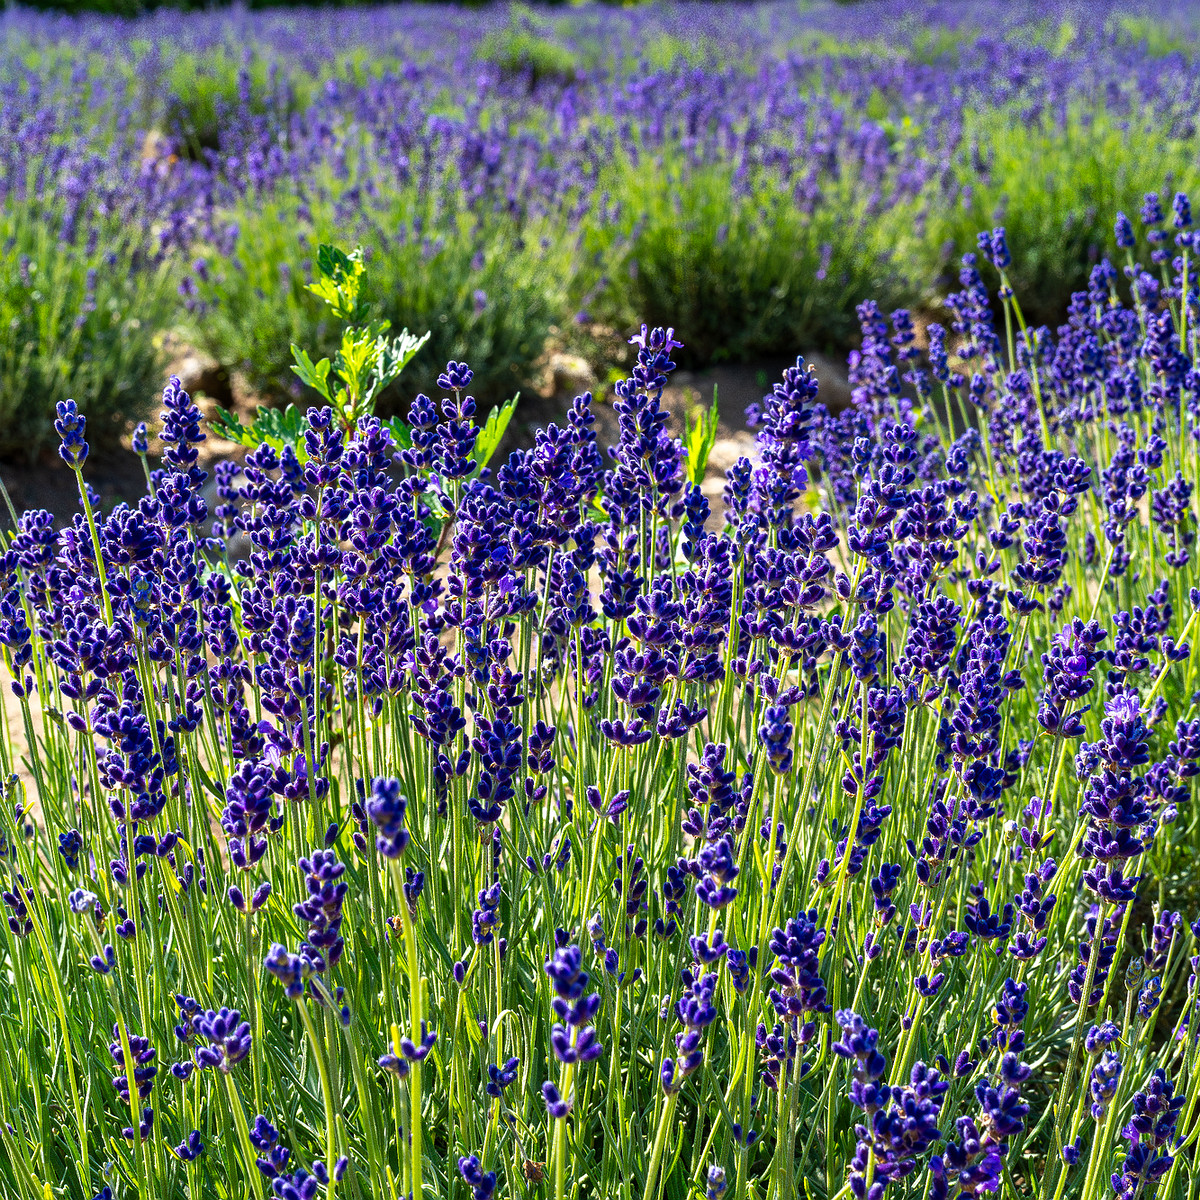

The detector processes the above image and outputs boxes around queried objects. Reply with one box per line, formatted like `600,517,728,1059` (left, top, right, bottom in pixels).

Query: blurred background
1,0,1197,505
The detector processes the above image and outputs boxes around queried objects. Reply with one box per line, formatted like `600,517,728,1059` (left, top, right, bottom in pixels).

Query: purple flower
759,705,795,774
544,944,603,1067
542,1081,571,1118
366,777,410,859
109,1025,157,1103
192,1007,252,1074
458,1155,496,1200
55,399,88,468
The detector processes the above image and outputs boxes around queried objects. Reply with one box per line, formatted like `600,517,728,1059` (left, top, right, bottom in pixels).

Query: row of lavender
3,189,1200,1198
5,0,1200,448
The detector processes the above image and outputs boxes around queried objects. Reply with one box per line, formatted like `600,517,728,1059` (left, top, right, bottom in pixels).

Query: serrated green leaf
377,328,431,392
289,344,333,402
472,393,520,474
208,406,260,449
309,244,366,320
316,243,354,281
213,403,312,462
307,276,343,310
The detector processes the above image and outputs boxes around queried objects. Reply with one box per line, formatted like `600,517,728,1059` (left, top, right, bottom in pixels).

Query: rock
805,351,852,411
141,128,173,163
173,351,233,406
547,352,597,398
705,431,758,476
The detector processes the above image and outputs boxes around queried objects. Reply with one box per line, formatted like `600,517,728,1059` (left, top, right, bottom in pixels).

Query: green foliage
471,394,520,474
905,25,969,65
208,401,309,455
154,49,308,158
18,4,1200,460
304,244,368,323
638,32,727,71
289,243,431,428
684,386,719,486
189,189,569,411
582,157,909,365
1110,13,1198,58
919,105,1200,326
212,241,428,455
210,242,516,540
0,203,168,460
478,9,579,86
210,243,515,484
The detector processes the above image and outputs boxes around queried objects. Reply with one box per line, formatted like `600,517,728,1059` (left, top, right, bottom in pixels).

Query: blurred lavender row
4,0,1200,452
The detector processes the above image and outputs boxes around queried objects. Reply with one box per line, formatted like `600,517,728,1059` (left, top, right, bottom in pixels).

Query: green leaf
684,384,720,484
208,406,258,448
253,404,308,453
307,244,366,320
316,243,356,283
289,344,333,402
208,404,311,461
472,394,520,474
385,417,414,450
376,328,431,392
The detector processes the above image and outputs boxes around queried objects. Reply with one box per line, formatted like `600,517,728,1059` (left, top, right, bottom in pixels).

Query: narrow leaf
685,383,720,484
473,393,520,474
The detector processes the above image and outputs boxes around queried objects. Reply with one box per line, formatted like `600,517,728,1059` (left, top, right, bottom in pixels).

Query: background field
3,0,1200,455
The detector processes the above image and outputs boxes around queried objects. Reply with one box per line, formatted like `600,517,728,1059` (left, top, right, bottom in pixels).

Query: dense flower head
109,1025,157,1103
55,399,88,468
458,1155,497,1200
545,944,601,1034
293,849,348,971
366,776,410,858
192,1007,253,1074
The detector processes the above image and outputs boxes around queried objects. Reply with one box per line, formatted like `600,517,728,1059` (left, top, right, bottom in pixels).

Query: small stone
173,353,232,405
548,352,597,398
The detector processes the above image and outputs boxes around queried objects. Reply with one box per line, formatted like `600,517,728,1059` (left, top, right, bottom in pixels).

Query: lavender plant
7,201,1200,1200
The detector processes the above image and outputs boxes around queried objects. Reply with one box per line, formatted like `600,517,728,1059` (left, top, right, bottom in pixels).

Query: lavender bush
10,1,1200,418
4,197,1200,1200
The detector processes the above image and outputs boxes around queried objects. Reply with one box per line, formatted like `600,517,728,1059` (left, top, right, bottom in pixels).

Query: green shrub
1111,13,1198,58
189,188,572,410
155,48,309,158
478,8,579,86
918,105,1200,327
0,203,169,460
580,156,912,364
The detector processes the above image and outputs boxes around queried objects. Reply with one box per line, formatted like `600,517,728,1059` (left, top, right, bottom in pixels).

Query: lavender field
7,4,1200,1200
5,0,1200,451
